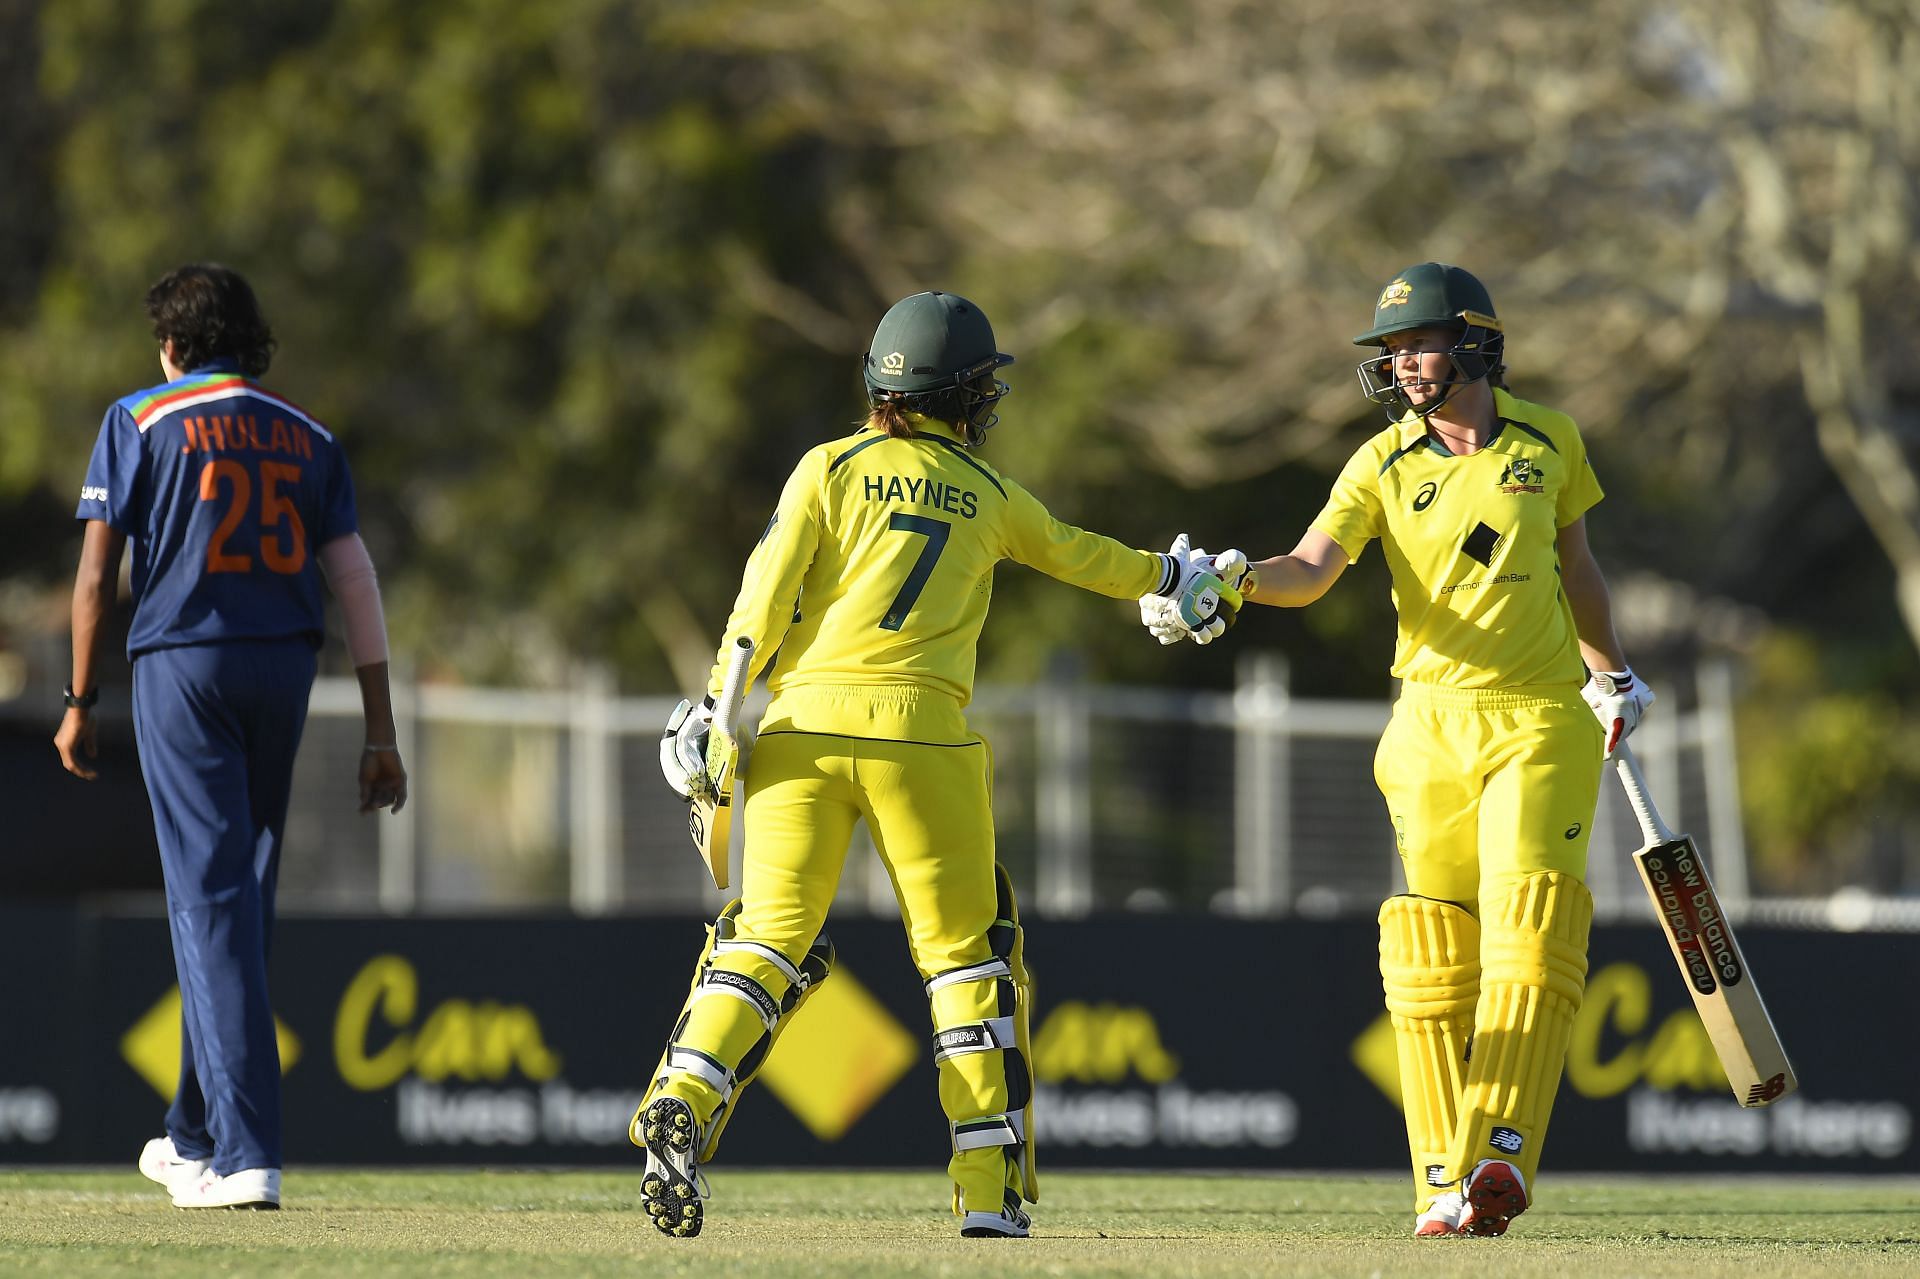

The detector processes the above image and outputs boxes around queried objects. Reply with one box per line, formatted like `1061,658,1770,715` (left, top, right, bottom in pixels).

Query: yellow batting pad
635,901,841,1162
940,863,1038,1217
1378,895,1480,1211
1446,872,1592,1189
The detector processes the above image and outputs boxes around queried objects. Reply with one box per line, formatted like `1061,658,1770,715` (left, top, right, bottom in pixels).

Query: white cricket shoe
1459,1158,1528,1237
960,1190,1032,1238
171,1167,281,1210
138,1136,210,1193
1414,1190,1467,1238
638,1096,708,1238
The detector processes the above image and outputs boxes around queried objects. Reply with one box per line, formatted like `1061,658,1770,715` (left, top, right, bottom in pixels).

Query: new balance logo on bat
1642,846,1743,991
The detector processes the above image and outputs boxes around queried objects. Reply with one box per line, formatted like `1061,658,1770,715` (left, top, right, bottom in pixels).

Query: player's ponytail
863,395,920,439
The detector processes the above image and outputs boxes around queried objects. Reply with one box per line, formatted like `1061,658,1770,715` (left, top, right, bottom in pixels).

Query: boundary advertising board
0,909,1909,1173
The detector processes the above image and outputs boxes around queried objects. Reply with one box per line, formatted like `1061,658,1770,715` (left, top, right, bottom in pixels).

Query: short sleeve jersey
708,419,1172,738
75,360,358,658
1310,388,1603,689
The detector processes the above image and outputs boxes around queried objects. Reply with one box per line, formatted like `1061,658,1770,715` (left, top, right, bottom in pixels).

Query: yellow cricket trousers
665,726,1029,1214
1373,681,1603,910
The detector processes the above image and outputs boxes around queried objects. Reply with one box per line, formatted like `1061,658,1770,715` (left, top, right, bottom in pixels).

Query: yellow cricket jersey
1310,388,1603,690
707,418,1174,743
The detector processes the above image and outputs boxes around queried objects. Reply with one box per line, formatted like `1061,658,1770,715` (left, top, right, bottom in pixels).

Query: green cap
1352,263,1500,346
863,291,1011,395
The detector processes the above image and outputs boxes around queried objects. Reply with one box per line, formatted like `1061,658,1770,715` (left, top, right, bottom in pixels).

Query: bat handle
1613,741,1676,845
712,636,755,738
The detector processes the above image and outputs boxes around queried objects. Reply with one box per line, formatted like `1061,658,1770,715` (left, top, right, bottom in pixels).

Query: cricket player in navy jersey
54,264,407,1210
1146,263,1653,1237
630,291,1243,1240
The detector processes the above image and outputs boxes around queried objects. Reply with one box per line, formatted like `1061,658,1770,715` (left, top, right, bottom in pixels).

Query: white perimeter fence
257,655,1920,930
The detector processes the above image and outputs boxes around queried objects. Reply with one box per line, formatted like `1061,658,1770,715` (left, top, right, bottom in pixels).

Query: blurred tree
1739,633,1920,892
2,0,1917,888
4,0,868,690
1678,0,1920,648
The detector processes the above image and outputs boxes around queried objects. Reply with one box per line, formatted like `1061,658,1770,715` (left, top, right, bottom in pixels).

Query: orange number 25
199,459,308,574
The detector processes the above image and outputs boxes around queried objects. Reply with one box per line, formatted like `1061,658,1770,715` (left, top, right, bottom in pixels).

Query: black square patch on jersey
1462,522,1505,566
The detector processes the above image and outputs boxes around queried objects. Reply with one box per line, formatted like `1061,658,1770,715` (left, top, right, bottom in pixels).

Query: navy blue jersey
75,359,358,657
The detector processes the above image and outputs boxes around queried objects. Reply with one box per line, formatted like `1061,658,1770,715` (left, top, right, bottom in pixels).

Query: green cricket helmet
862,291,1014,443
1352,263,1505,419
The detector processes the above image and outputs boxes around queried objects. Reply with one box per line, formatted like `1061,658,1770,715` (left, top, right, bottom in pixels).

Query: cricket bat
688,636,754,892
1613,741,1797,1107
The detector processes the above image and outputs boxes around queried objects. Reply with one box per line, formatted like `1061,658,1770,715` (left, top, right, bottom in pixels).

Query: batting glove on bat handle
659,695,716,799
1581,666,1654,759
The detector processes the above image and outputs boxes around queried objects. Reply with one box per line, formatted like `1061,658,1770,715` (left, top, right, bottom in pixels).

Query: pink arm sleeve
318,534,390,667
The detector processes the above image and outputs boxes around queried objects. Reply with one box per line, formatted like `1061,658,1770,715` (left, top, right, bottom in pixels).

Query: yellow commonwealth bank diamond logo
121,986,303,1099
1351,1012,1402,1108
760,966,917,1140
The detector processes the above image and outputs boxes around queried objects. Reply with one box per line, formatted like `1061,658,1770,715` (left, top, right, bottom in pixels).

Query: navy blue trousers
132,638,315,1174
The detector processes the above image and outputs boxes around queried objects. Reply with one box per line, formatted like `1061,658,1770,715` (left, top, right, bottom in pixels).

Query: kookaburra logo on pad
882,351,906,373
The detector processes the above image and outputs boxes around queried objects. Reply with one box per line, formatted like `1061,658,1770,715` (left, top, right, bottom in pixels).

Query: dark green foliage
5,1,1920,890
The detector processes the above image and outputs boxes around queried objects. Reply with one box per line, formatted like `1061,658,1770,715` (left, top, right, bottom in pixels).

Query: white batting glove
1139,535,1250,646
1581,666,1654,759
1139,533,1194,645
1139,534,1201,645
659,695,715,798
1138,592,1185,645
1211,548,1254,598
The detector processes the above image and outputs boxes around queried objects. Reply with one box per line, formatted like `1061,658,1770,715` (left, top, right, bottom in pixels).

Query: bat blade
1632,831,1797,1107
689,726,739,891
687,636,754,891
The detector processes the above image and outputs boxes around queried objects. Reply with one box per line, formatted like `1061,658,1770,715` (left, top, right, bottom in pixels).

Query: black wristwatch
63,683,98,710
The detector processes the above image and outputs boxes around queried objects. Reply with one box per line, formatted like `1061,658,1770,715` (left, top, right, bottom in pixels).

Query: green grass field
2,1168,1915,1278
